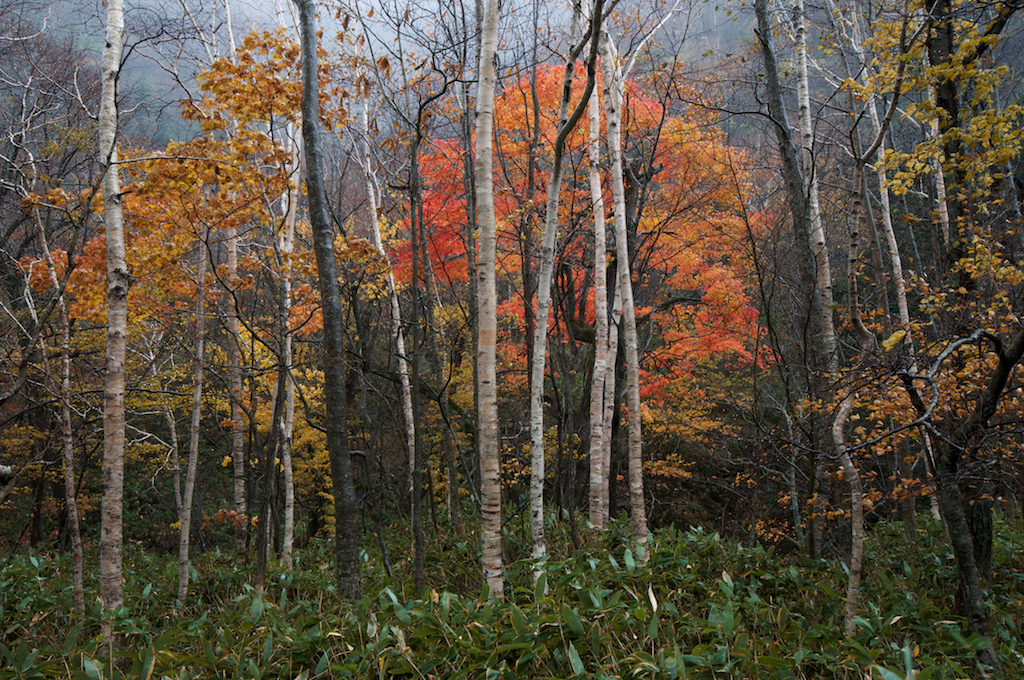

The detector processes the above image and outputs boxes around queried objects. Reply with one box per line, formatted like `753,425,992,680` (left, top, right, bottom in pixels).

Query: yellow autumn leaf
882,329,907,351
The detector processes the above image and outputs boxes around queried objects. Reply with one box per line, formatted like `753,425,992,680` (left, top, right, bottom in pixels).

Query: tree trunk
793,0,837,373
279,124,299,571
254,367,285,593
600,32,648,558
358,87,416,537
475,0,504,600
38,215,83,614
99,0,127,634
587,72,610,529
227,225,247,559
294,0,361,600
832,394,864,637
755,0,832,559
528,0,596,576
177,231,207,605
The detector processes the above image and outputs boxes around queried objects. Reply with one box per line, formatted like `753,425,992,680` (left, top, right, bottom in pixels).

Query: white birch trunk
833,393,864,637
587,80,610,528
165,401,182,518
218,1,247,560
600,32,648,557
475,0,504,600
931,115,951,250
279,124,299,570
177,232,207,604
793,0,838,373
527,2,584,576
600,296,623,519
99,0,127,624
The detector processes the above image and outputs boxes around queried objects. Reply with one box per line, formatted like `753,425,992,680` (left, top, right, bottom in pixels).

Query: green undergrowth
1,515,1022,679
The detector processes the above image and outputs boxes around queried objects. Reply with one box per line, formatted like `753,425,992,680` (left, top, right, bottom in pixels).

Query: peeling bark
475,0,504,600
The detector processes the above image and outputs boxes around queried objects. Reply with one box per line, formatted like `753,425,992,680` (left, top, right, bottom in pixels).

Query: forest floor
1,514,1022,678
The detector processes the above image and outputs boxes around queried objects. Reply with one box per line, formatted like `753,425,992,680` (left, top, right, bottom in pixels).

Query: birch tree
587,71,611,529
278,126,299,570
599,31,648,556
177,232,206,604
527,0,600,576
475,0,503,600
98,0,127,626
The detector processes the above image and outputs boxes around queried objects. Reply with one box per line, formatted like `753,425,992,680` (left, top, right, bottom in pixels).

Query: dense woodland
3,0,1024,675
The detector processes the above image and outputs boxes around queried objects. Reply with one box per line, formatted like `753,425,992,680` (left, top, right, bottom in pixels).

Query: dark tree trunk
294,0,361,600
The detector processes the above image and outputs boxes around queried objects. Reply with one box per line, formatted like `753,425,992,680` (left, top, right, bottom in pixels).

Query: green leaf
760,656,789,669
314,652,329,676
624,549,635,574
81,657,101,680
201,639,217,666
568,642,585,676
262,634,273,662
250,593,264,621
63,622,84,655
647,613,659,639
139,646,156,680
561,604,585,637
534,573,547,602
870,665,904,680
511,606,529,637
721,602,735,636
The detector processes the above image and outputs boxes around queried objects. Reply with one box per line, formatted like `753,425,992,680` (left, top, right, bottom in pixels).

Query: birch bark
99,0,127,627
279,124,299,570
793,0,837,372
600,32,648,556
475,0,504,600
177,232,206,604
587,76,610,529
528,0,594,575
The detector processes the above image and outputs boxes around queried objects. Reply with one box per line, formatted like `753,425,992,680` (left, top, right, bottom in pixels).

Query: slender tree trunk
358,88,416,531
210,3,247,563
839,5,922,540
279,125,299,570
422,262,465,533
796,0,839,559
38,216,83,614
475,0,504,600
255,367,285,593
227,227,247,558
164,400,182,519
294,0,361,599
587,75,610,529
835,24,910,631
755,0,832,559
528,0,594,577
410,132,427,593
600,32,648,557
99,0,127,636
177,233,207,605
831,393,864,637
793,0,837,372
459,79,480,504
